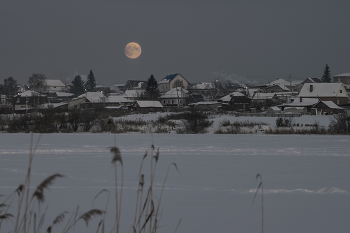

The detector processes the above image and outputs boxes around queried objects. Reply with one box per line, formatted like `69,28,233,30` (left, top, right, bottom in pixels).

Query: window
340,90,342,93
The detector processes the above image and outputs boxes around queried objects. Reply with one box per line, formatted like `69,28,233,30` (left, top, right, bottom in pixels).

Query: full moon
125,42,142,59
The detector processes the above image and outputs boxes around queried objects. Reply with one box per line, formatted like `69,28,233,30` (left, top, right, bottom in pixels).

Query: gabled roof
16,91,45,97
313,100,343,109
76,92,107,103
108,95,131,103
298,83,348,98
334,73,350,77
134,101,163,108
266,83,290,91
281,98,318,107
160,87,188,98
54,92,74,97
38,102,68,109
46,79,65,87
251,93,277,100
230,91,245,97
159,73,188,84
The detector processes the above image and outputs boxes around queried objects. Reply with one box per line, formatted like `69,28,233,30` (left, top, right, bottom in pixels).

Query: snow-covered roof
160,87,188,98
135,101,163,108
282,98,319,107
124,90,143,98
247,88,259,97
159,73,185,84
16,90,45,97
251,93,277,100
315,101,343,109
190,82,215,89
284,107,306,110
55,92,74,97
188,101,220,106
334,73,350,77
46,80,65,87
108,95,131,103
298,83,348,98
219,95,231,102
230,92,244,97
38,102,68,109
269,106,281,111
76,92,107,103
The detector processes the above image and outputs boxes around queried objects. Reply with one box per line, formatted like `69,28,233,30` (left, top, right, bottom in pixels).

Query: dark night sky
1,1,349,86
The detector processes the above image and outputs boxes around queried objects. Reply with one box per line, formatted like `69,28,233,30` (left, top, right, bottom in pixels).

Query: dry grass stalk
252,174,264,233
110,143,124,233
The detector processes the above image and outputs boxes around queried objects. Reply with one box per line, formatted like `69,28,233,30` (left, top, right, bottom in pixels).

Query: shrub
276,117,294,127
328,112,350,134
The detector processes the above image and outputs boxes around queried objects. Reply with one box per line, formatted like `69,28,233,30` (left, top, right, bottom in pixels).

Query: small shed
131,101,163,112
266,106,281,114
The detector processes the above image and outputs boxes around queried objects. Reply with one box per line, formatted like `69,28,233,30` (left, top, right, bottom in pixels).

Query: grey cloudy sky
1,1,349,86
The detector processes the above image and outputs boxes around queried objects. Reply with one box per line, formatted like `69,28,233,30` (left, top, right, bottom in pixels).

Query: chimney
310,85,313,92
300,97,302,102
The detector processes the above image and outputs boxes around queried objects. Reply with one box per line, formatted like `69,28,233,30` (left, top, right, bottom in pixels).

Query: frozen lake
1,133,350,233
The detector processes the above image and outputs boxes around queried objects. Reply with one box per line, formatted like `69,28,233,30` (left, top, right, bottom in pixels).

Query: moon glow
125,42,142,59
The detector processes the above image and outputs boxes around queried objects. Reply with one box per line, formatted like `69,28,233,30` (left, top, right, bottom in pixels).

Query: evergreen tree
70,75,85,96
3,77,18,96
144,74,160,100
321,64,332,83
86,70,96,92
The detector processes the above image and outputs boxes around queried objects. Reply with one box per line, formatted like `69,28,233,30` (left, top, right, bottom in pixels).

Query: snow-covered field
1,133,349,233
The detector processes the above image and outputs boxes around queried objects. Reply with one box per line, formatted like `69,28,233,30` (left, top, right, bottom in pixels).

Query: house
230,96,251,110
264,84,290,93
333,73,350,85
295,77,322,90
68,92,107,109
123,80,147,91
159,87,188,107
187,82,215,100
130,101,163,112
12,91,47,111
298,83,348,105
311,100,345,115
158,73,189,93
123,90,144,100
38,102,69,112
251,93,278,103
48,92,74,103
107,95,134,110
279,97,319,112
45,80,66,92
186,94,205,105
268,79,293,91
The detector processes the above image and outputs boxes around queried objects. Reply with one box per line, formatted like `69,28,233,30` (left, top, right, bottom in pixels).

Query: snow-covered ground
1,133,349,233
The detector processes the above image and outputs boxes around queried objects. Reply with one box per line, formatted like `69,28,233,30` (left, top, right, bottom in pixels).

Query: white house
45,80,66,92
68,92,107,109
298,83,348,105
159,87,188,107
158,73,189,93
